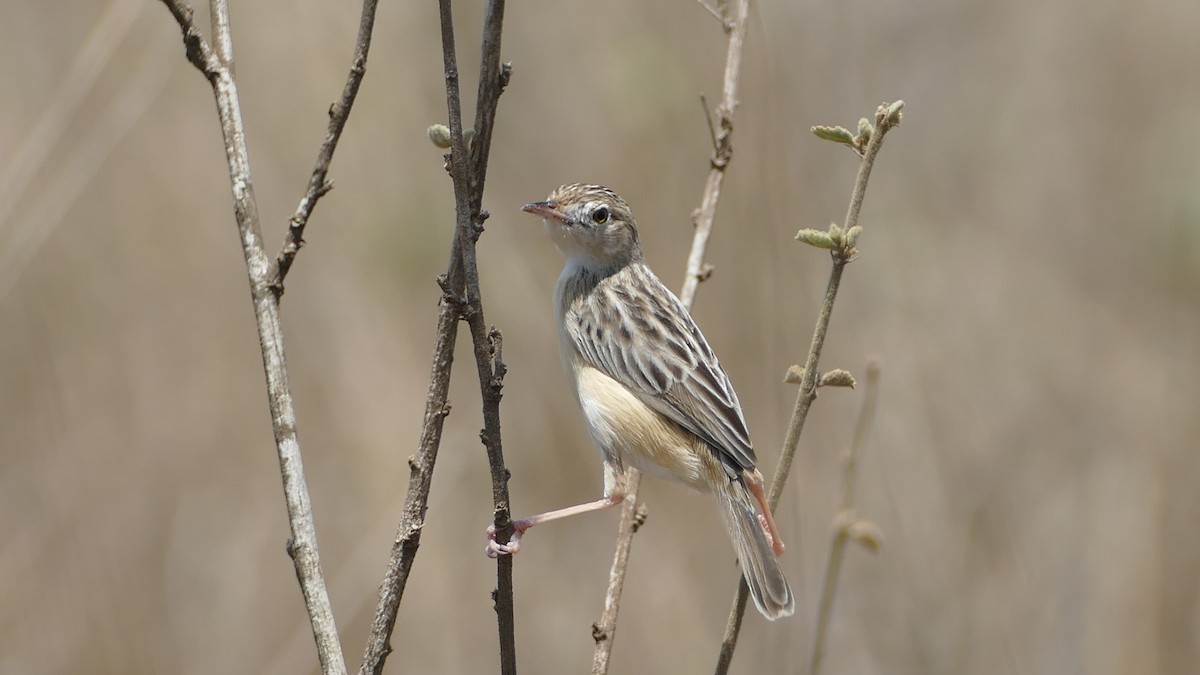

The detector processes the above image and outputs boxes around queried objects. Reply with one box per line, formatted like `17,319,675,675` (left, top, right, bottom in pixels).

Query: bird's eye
591,206,610,224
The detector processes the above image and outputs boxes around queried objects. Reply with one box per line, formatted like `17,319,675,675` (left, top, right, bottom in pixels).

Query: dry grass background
2,0,1198,673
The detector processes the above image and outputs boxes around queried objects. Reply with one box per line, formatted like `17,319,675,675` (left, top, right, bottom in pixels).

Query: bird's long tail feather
717,478,795,620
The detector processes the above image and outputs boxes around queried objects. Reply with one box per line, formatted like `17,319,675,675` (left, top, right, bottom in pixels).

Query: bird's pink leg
745,469,785,556
485,494,625,558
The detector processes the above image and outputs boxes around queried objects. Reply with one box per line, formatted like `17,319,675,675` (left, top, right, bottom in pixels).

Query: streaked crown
522,183,643,268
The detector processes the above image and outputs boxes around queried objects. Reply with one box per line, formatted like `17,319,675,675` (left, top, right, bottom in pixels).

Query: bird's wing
571,265,756,474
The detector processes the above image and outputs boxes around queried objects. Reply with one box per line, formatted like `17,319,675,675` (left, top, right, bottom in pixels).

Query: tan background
2,0,1197,673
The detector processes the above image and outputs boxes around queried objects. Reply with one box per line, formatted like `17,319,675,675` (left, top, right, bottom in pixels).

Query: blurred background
2,0,1197,673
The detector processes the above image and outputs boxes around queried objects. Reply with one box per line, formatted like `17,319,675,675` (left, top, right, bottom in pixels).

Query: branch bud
845,225,863,249
427,124,452,148
847,519,885,553
784,364,806,384
818,369,857,388
856,117,873,147
828,222,844,247
795,229,835,249
811,125,855,146
879,100,905,129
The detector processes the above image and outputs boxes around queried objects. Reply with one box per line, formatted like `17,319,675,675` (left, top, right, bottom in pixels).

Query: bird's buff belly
573,365,721,492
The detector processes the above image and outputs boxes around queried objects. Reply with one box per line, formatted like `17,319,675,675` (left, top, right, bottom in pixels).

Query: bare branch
699,93,719,154
680,0,749,307
696,0,730,28
157,1,347,673
272,0,382,292
357,1,513,673
810,361,882,675
357,265,462,675
443,1,517,671
714,101,904,674
590,1,750,672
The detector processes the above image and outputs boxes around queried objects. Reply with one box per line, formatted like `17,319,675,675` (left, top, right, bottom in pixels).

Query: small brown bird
486,183,794,620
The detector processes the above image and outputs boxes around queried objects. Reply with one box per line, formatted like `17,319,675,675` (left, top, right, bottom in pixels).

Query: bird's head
522,184,642,269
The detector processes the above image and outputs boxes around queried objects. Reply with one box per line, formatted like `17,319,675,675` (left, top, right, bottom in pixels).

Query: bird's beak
521,200,566,223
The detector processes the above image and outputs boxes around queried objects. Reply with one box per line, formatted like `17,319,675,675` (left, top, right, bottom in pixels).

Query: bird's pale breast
572,361,724,492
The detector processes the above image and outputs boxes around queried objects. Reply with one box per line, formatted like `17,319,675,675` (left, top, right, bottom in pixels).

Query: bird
485,183,794,620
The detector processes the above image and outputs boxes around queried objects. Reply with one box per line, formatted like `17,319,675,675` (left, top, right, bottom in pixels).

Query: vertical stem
207,0,346,671
713,102,902,674
592,2,751,672
158,1,348,672
359,2,511,671
809,362,880,675
357,250,463,675
439,0,516,671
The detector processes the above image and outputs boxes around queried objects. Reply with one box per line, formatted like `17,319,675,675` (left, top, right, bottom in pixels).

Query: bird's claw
485,522,524,558
758,513,784,555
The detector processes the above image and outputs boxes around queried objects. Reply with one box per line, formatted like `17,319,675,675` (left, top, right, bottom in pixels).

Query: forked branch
357,1,513,673
158,0,388,672
271,0,382,291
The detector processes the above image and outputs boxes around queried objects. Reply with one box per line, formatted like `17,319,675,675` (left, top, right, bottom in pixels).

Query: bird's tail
716,478,795,620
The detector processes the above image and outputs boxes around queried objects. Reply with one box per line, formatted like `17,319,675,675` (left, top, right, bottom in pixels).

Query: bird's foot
485,520,529,558
758,513,785,556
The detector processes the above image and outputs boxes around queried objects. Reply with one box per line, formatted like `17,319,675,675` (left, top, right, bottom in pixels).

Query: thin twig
158,1,347,673
357,2,513,673
713,101,904,675
272,0,381,292
696,0,730,28
161,0,216,74
679,0,749,306
590,1,751,672
810,361,881,675
699,93,719,154
356,259,463,675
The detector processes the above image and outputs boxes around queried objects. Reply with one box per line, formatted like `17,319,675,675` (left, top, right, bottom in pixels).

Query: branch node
471,210,490,242
436,274,470,316
492,504,511,525
489,328,508,386
498,62,513,90
631,503,650,532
